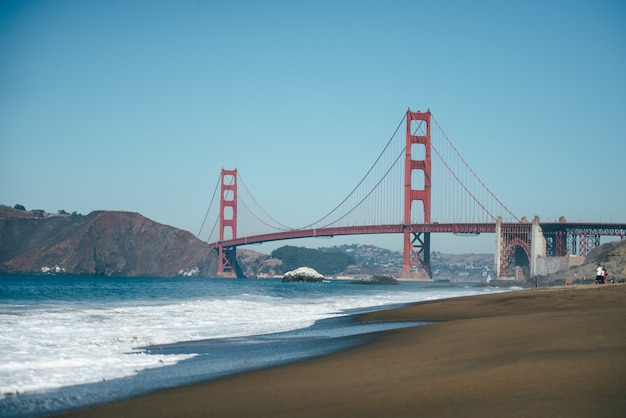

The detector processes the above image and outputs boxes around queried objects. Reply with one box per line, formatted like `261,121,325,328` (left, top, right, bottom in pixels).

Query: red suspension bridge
199,108,626,280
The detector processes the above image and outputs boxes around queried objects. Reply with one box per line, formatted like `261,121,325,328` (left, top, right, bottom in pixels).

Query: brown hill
0,205,218,277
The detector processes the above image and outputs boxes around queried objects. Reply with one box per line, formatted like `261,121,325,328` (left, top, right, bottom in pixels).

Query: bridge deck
208,222,626,249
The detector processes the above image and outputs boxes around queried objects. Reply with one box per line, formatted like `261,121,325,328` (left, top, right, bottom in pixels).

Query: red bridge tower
218,168,238,277
403,108,432,278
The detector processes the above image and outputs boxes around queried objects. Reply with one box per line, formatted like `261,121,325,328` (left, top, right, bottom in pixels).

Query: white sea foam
0,281,503,398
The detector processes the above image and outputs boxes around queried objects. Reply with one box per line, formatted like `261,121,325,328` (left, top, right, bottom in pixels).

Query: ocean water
0,274,512,417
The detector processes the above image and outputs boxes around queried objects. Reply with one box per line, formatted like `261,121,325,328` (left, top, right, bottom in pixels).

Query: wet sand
59,285,626,418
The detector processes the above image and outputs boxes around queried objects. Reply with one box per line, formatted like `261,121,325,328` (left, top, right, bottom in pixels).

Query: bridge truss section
541,223,626,257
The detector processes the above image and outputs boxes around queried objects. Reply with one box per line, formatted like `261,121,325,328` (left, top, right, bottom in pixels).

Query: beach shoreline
57,284,626,418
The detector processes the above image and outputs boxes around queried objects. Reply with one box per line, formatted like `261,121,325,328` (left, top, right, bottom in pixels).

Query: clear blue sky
2,0,625,254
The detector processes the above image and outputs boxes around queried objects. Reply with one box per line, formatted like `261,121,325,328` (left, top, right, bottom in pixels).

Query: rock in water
282,267,325,282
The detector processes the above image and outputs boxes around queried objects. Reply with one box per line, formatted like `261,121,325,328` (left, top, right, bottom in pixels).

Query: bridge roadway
208,222,626,249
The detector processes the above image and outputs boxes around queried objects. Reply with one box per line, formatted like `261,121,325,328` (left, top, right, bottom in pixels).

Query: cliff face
584,240,626,281
0,206,218,277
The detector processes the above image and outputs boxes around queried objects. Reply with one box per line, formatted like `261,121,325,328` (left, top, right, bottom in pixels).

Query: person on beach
603,267,608,284
596,264,605,284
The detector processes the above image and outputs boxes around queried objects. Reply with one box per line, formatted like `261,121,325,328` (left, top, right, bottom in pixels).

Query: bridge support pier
495,216,533,280
495,216,547,280
494,217,502,278
402,230,431,280
218,245,237,278
530,216,546,277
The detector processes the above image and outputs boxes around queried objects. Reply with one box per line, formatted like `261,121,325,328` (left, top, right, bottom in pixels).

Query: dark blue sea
0,274,510,417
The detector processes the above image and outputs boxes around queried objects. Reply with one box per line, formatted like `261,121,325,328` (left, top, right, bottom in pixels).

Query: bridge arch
502,238,531,279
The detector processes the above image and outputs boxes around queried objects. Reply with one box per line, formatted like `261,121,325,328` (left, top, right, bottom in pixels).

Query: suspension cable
208,110,519,239
300,113,407,229
207,215,220,243
431,143,497,221
431,114,520,222
238,172,295,230
238,195,294,231
317,147,406,228
197,174,222,238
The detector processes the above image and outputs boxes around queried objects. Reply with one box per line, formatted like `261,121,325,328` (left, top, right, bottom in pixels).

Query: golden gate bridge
198,108,626,279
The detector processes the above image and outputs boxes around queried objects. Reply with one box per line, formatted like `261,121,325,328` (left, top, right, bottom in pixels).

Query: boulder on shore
351,275,399,285
282,267,325,282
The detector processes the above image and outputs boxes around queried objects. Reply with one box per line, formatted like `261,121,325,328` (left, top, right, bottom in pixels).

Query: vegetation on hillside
271,245,354,275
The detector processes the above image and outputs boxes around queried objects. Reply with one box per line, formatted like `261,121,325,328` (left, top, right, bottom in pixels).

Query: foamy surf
0,275,511,416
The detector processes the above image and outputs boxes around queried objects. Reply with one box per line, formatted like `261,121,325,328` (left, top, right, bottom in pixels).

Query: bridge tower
403,108,432,279
218,168,238,277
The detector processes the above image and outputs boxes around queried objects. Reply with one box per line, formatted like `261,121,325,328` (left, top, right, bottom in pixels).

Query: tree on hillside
14,204,25,211
271,245,354,275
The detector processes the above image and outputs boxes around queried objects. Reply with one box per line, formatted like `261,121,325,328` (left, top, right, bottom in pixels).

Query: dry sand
59,285,626,418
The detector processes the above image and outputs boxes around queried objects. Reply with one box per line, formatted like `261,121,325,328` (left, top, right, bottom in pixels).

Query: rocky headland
0,205,218,277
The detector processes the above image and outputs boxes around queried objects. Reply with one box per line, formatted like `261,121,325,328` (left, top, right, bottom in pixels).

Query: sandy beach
59,284,626,418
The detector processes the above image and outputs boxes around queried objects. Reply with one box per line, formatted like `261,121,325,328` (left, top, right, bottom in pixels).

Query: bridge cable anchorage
299,113,407,229
237,172,295,230
431,115,520,222
197,173,222,239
